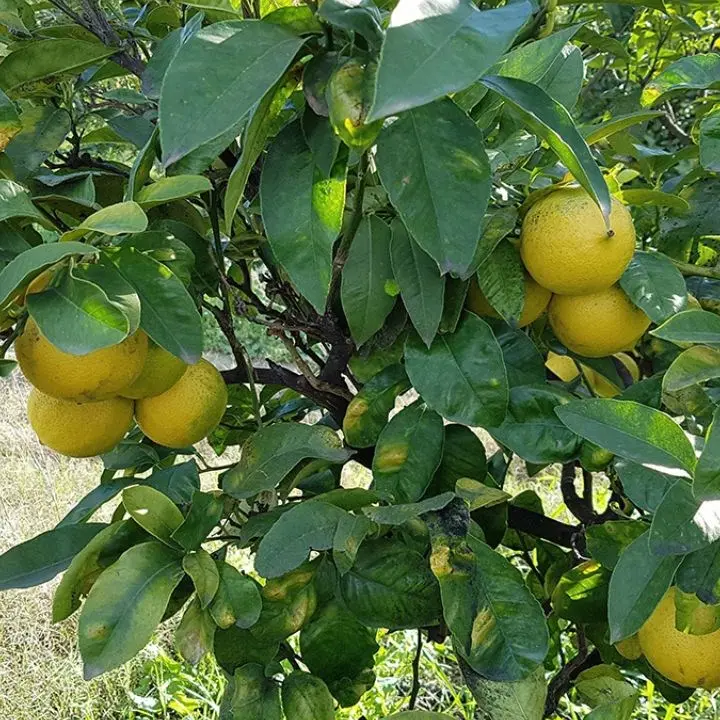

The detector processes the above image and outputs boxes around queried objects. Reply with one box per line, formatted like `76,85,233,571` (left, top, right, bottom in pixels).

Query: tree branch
672,259,720,280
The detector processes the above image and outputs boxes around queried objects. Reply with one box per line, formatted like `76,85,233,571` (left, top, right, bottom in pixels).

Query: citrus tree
1,0,720,717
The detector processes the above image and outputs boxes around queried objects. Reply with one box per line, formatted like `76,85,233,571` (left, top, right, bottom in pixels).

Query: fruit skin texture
15,318,148,401
520,188,636,295
615,634,643,661
549,287,651,358
638,587,720,689
467,274,551,327
28,389,134,457
135,358,227,448
120,341,187,399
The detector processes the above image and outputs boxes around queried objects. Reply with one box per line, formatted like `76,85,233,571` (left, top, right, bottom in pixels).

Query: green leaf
255,501,348,578
619,251,687,324
225,423,351,499
171,491,224,551
699,108,720,173
53,520,147,622
0,523,107,591
476,241,525,325
405,312,508,427
343,364,410,448
575,666,639,720
224,663,282,720
317,0,383,48
695,407,720,502
107,246,203,363
299,602,378,701
457,665,546,720
5,105,71,181
583,111,664,146
333,514,374,575
145,461,201,505
481,75,611,226
182,549,220,608
376,98,491,276
368,0,531,120
364,493,455,526
27,268,131,354
642,54,720,107
0,178,48,225
210,561,262,629
555,399,696,478
429,424,488,496
175,597,216,665
649,480,720,556
607,531,682,642
652,309,720,347
551,561,610,623
586,520,648,570
614,459,676,514
663,346,720,394
617,189,690,212
676,541,720,604
122,486,184,545
341,215,395,345
260,121,346,312
340,538,442,629
390,218,444,347
224,75,297,229
372,403,444,503
281,672,335,720
432,532,548,681
78,541,184,679
494,322,546,388
61,201,147,242
660,178,720,252
135,175,212,209
0,87,20,149
159,20,304,164
384,714,455,720
488,385,581,465
0,240,98,309
0,39,115,93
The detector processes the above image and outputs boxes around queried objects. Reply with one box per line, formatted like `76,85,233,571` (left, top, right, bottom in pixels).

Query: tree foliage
1,0,720,717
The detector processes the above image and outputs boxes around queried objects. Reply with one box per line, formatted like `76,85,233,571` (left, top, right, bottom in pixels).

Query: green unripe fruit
327,59,383,150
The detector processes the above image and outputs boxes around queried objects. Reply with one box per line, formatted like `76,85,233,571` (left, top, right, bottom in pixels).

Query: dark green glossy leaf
210,561,262,629
0,179,49,226
343,364,410,448
0,523,107,591
373,403,444,503
260,121,346,312
175,597,216,665
405,312,508,427
695,407,720,502
182,549,220,608
224,663,282,720
390,218,444,347
607,531,682,643
586,520,648,570
341,215,395,345
224,423,352,499
171,491,224,550
431,534,548,681
146,461,201,505
664,346,720,394
376,98,491,276
159,20,304,164
255,501,348,578
555,399,696,477
78,541,184,679
333,514,374,575
364,492,454,526
107,245,203,363
122,486,184,545
641,54,720,107
652,309,720,347
551,561,610,623
428,424,487,496
281,671,335,720
650,480,720,556
368,0,531,120
317,0,383,48
476,241,525,325
699,108,720,173
614,458,676,513
676,541,720,604
489,385,581,464
493,322,546,388
340,538,442,629
481,75,611,225
619,251,687,324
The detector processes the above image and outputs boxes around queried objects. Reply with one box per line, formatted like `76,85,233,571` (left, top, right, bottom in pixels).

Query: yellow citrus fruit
615,634,643,660
27,389,134,457
549,287,651,358
120,341,187,399
467,274,551,327
15,318,148,401
639,587,720,689
520,188,636,295
135,358,227,448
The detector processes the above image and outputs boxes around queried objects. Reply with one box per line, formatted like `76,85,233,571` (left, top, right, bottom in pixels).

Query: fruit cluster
14,317,227,458
468,186,652,385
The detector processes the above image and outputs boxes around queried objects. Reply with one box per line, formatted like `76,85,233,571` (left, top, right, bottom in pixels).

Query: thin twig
408,629,423,710
672,259,720,280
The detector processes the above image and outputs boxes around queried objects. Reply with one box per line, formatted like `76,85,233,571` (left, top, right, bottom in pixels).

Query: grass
1,373,718,719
